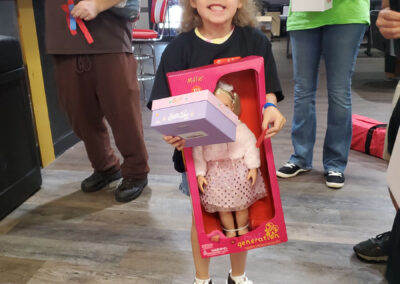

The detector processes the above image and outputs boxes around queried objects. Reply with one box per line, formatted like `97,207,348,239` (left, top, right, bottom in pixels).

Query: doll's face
214,88,234,111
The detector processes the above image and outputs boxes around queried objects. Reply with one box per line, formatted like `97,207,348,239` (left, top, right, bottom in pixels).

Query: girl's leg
235,209,249,236
219,211,236,237
230,251,248,277
191,215,211,280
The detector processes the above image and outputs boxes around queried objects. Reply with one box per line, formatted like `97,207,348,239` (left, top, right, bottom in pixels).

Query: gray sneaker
353,231,391,262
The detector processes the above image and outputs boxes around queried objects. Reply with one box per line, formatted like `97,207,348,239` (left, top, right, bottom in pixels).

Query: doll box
167,56,288,258
151,90,239,147
291,0,332,12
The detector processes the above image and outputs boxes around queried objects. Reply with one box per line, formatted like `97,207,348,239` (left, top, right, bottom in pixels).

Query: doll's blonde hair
214,81,241,116
180,0,259,32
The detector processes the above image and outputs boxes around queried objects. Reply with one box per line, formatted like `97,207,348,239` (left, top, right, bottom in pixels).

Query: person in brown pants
45,0,149,202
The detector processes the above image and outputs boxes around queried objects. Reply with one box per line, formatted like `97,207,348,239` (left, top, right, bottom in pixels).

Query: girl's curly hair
180,0,259,32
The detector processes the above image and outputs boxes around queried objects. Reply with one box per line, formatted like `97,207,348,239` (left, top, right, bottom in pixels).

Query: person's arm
241,124,261,169
376,0,400,39
262,93,286,139
163,135,186,150
258,31,287,139
193,146,208,193
240,124,259,186
71,0,124,21
382,0,389,9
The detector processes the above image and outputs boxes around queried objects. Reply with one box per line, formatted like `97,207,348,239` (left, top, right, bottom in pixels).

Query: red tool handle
61,1,94,44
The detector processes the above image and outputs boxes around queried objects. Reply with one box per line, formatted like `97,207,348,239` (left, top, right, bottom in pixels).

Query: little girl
148,0,286,282
193,82,267,238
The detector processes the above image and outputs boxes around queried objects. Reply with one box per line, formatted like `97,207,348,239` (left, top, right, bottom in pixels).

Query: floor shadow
1,180,153,234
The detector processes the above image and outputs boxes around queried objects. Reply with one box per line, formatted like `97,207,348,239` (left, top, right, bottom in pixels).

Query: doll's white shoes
222,224,249,237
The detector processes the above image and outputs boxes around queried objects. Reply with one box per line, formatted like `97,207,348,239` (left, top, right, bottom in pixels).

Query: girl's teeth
210,5,224,11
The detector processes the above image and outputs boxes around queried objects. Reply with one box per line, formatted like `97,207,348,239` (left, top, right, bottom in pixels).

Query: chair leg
141,81,147,101
138,44,145,77
150,43,157,76
137,44,147,100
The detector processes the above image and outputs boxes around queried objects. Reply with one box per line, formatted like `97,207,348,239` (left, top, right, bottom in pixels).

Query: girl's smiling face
190,0,242,37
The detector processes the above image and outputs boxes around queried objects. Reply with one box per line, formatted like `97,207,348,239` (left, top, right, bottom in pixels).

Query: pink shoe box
151,90,239,147
167,56,287,257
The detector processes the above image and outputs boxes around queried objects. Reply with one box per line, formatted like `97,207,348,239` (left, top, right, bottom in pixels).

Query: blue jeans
289,24,367,173
179,172,190,196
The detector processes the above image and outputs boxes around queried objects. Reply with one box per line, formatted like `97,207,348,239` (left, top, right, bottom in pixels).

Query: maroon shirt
45,0,132,54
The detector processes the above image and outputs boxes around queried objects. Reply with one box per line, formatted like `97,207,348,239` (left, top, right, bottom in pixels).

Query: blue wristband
263,102,277,111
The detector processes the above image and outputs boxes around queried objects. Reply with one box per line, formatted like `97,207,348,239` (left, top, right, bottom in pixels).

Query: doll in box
193,81,267,238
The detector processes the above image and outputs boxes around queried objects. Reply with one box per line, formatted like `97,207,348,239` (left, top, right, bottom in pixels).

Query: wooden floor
0,39,397,284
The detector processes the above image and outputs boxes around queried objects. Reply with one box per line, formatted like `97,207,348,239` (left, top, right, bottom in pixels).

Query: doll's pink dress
193,122,267,213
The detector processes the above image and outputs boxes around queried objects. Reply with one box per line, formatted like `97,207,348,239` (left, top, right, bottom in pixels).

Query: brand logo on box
237,222,280,248
187,75,204,84
167,110,194,121
192,86,202,92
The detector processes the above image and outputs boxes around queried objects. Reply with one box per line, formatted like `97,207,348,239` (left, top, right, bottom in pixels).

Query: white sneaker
194,278,213,284
227,273,253,284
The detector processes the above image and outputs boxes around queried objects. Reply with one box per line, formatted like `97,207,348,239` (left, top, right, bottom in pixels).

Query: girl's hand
247,168,257,186
377,8,400,39
262,105,286,139
71,0,100,21
197,175,208,193
163,135,186,150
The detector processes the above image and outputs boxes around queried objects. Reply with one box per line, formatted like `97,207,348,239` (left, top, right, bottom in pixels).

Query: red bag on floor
351,114,387,159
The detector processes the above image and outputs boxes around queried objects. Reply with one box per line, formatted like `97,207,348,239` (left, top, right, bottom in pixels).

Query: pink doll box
167,56,288,258
151,90,239,147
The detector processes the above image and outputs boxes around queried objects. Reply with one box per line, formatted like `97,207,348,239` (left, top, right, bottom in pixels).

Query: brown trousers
53,53,149,180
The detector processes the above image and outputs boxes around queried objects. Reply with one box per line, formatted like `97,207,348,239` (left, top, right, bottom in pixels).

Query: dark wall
32,0,79,156
0,1,19,37
0,3,42,218
0,0,79,158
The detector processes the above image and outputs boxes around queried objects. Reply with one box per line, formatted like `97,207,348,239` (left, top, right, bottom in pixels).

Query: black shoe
353,231,391,263
276,162,309,178
115,176,148,202
227,273,253,284
325,171,345,189
81,167,121,193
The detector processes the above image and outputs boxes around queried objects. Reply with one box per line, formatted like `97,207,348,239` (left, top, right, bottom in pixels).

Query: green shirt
287,0,370,31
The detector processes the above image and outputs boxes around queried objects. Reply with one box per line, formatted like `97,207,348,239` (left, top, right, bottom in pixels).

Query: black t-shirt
147,26,283,109
148,26,284,173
